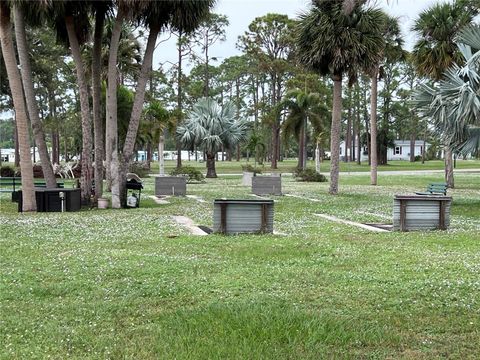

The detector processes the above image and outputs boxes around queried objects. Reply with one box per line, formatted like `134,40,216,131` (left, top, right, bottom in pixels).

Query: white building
0,148,42,163
339,140,431,162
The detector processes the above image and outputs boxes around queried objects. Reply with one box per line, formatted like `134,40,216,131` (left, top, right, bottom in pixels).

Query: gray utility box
393,195,452,231
252,175,282,195
155,176,186,196
18,188,81,212
213,199,274,234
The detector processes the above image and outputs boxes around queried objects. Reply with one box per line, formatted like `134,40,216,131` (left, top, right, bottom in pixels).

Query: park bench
415,182,447,196
0,177,22,193
0,177,64,202
34,181,64,188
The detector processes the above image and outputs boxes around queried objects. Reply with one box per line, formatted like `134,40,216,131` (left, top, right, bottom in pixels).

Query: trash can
126,173,143,208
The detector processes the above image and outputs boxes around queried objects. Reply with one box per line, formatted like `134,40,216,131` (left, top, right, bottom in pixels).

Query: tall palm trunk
444,145,454,188
409,132,416,162
370,68,378,186
114,24,160,208
13,5,56,189
297,125,305,169
176,30,183,169
206,151,217,178
329,75,342,195
0,3,35,211
158,133,165,176
106,9,125,208
92,6,106,201
65,15,92,205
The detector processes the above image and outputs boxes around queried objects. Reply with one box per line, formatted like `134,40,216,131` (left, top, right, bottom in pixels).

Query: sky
152,0,447,71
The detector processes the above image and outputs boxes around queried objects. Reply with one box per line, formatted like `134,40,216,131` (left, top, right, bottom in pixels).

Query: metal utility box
213,199,274,235
17,188,81,212
252,175,282,195
155,176,187,196
393,195,452,231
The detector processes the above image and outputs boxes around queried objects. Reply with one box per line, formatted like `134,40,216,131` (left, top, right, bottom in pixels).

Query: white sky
153,0,448,71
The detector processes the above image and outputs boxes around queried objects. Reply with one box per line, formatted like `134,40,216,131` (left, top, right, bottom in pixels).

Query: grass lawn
151,158,480,175
1,171,479,358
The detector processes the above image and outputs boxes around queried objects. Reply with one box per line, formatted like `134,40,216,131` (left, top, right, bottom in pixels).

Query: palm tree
13,2,57,189
411,0,478,188
278,89,328,170
142,100,173,176
414,25,480,158
108,0,214,208
366,14,403,186
296,0,384,194
177,98,248,178
0,2,36,211
91,1,111,201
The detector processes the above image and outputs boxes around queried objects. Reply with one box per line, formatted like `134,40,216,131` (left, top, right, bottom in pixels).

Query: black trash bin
126,173,143,208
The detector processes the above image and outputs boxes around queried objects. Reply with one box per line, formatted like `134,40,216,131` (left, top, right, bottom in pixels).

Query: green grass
151,158,480,174
1,171,480,358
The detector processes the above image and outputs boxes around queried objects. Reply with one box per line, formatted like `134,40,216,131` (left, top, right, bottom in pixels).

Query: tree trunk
363,83,371,166
329,75,342,195
13,5,56,188
297,125,304,170
176,30,184,169
444,145,454,188
346,88,352,162
106,9,125,195
106,9,125,208
117,24,160,207
206,151,217,178
158,133,165,176
410,132,416,162
0,3,36,211
92,5,106,201
65,15,92,205
14,125,20,167
370,70,378,186
302,116,308,169
315,142,321,173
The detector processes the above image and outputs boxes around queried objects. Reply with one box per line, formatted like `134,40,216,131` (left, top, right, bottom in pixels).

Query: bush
293,168,328,182
169,166,204,183
241,164,262,174
1,165,15,177
128,161,150,178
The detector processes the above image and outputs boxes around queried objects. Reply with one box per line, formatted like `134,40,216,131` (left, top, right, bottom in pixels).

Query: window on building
394,146,401,155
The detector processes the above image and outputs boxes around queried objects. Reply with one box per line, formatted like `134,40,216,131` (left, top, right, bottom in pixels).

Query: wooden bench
415,182,447,196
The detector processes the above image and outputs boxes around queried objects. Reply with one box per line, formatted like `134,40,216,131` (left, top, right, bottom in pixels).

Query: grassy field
152,158,480,174
1,170,479,358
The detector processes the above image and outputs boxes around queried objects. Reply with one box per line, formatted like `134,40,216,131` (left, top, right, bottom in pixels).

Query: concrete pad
314,213,390,232
172,215,209,236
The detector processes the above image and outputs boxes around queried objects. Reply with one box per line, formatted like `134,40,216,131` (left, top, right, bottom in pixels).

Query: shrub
241,164,262,174
1,165,15,177
169,166,204,183
33,164,44,178
128,161,150,178
293,168,328,182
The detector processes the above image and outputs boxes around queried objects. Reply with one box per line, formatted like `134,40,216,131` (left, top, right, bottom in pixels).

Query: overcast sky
153,0,447,71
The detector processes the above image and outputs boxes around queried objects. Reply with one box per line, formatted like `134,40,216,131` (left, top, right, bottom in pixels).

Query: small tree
177,98,248,178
